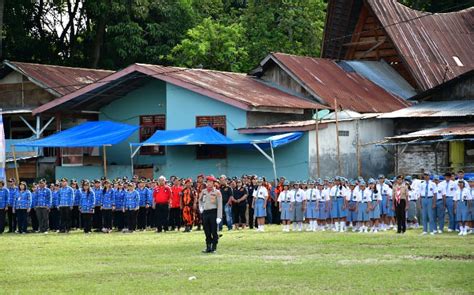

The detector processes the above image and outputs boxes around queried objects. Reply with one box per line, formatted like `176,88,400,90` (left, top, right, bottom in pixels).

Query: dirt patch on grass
404,254,474,261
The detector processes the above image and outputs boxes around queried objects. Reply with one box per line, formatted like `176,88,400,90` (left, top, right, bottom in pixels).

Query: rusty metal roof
3,61,114,96
379,100,474,119
33,63,326,115
367,0,474,91
387,123,474,140
269,52,411,113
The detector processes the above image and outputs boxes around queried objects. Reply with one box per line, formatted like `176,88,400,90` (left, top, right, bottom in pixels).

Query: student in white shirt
454,180,472,236
277,181,294,232
418,172,438,235
304,180,319,232
317,180,330,231
252,177,268,232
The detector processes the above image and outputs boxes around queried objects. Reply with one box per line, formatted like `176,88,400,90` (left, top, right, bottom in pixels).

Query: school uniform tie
425,183,429,197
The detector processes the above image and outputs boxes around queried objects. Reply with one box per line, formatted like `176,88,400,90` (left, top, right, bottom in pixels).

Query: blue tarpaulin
15,121,139,147
130,126,303,148
131,126,233,146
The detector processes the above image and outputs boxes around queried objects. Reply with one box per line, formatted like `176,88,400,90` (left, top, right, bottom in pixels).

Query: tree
169,18,249,72
240,0,326,70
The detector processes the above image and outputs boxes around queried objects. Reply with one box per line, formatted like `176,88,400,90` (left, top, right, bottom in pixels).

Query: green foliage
169,18,249,72
2,0,469,72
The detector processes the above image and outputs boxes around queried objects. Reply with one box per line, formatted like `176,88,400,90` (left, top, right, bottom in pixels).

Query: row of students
275,174,474,236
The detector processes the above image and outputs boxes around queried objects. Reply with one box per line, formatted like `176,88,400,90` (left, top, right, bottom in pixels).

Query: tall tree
169,17,249,72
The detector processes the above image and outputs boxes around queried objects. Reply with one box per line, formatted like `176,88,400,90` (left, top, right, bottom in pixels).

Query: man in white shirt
439,172,457,232
418,171,437,235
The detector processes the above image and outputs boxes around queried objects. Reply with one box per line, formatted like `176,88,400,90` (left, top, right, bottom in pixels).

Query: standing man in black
200,176,222,253
7,178,18,233
246,176,257,229
219,175,233,231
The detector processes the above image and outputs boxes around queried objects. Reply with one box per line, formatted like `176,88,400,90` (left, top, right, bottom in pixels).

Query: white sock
335,222,339,231
261,225,264,231
340,221,345,231
314,220,318,228
298,223,303,230
293,223,297,230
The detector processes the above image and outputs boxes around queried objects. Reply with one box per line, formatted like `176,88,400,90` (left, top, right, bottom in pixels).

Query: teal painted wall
162,84,309,180
99,79,167,169
56,165,132,180
68,79,310,181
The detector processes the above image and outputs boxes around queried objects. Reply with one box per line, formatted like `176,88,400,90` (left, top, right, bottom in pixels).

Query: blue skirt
347,201,358,222
381,196,395,217
255,198,266,218
330,198,347,218
293,202,304,222
369,201,381,219
357,203,370,222
407,200,417,220
456,201,469,222
306,201,317,219
318,202,328,220
280,202,292,221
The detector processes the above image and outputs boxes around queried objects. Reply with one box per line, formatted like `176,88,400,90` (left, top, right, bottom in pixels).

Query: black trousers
0,209,6,233
16,209,28,233
137,207,148,229
71,206,81,228
59,207,71,232
82,213,93,233
93,206,102,229
168,207,181,229
49,208,60,230
125,210,138,231
248,206,255,229
7,206,16,232
114,210,124,231
232,204,246,225
395,199,407,233
155,204,169,232
271,202,281,225
203,209,218,245
36,207,49,233
147,208,155,228
30,208,39,231
102,209,113,229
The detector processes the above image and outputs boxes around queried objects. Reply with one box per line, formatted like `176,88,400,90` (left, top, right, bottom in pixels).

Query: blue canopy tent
13,121,139,179
130,126,303,183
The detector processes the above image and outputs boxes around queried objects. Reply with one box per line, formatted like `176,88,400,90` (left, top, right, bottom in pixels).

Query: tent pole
315,112,320,178
334,99,342,176
103,145,107,178
12,145,19,181
270,142,277,187
129,144,134,177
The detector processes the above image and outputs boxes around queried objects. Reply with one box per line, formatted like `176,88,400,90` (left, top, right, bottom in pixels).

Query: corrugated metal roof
270,52,411,113
33,63,326,115
387,124,474,140
367,0,474,91
379,100,474,118
5,61,114,96
341,60,417,99
238,113,381,134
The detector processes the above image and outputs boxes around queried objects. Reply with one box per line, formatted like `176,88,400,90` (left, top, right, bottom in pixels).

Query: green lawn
0,227,472,294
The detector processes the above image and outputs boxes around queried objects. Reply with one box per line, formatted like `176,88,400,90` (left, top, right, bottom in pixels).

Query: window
61,148,83,166
338,130,349,137
196,116,226,159
140,115,166,155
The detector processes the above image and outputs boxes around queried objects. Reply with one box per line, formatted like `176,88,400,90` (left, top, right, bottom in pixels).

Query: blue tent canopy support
129,127,303,184
13,121,139,179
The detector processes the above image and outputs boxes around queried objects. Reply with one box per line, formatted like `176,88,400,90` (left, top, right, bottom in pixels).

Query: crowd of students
0,170,472,237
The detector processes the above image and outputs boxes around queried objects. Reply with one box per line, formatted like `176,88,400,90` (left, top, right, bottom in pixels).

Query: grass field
0,226,473,294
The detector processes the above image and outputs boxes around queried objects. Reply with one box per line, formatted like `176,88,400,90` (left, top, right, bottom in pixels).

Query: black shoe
210,243,217,253
202,244,212,253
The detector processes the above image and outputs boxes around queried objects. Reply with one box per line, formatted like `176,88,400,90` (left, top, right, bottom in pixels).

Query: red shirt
153,185,172,204
170,185,183,208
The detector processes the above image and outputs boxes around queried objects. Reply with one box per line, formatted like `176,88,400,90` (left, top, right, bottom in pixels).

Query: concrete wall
397,144,449,176
308,118,394,179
